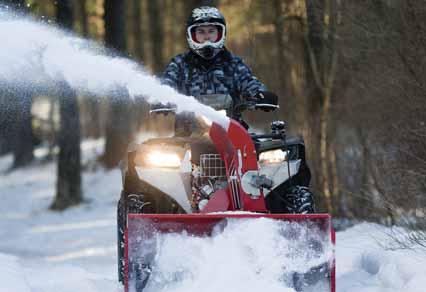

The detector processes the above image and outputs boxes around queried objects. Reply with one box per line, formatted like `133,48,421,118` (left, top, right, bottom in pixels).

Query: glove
254,91,278,111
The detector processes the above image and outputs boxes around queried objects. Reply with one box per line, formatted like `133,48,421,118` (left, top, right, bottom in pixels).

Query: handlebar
149,96,279,116
149,107,176,115
233,99,279,114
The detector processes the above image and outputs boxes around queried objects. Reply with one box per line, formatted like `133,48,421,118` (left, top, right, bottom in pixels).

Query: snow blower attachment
125,214,335,292
119,111,335,291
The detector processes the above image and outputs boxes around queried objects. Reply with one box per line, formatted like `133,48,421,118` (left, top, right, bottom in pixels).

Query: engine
191,153,228,211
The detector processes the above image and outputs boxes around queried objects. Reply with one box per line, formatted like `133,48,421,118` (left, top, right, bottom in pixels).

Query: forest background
0,0,425,230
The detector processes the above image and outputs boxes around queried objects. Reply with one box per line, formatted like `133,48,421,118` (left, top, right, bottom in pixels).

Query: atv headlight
145,150,182,168
259,149,287,165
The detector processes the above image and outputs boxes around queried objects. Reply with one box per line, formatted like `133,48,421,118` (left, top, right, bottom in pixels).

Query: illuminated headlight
145,150,182,168
259,149,287,165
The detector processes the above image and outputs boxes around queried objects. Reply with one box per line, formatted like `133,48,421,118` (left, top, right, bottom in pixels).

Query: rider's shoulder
223,50,246,66
169,51,191,64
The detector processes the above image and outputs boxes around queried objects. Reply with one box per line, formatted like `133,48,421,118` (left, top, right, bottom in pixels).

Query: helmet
186,6,226,60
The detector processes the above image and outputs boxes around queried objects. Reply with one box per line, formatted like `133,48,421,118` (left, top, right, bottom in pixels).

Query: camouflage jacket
162,49,266,100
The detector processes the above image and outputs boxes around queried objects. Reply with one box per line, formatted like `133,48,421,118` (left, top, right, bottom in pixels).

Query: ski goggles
187,22,226,45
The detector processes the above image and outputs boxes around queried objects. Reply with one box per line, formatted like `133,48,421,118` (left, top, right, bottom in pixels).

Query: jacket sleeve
161,56,182,89
234,57,267,98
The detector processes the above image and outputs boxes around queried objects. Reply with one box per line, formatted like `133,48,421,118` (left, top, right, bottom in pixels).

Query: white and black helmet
186,6,226,60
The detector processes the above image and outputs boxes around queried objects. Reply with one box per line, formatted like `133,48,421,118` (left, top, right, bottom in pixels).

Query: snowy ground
1,141,426,292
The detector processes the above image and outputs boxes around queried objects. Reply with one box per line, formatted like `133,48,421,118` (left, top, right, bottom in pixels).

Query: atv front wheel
117,192,148,284
266,185,315,214
117,191,185,284
283,186,315,214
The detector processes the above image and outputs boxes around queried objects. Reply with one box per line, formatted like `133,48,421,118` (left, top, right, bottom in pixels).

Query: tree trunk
132,0,144,60
277,1,309,135
12,89,34,168
76,0,100,139
0,2,34,167
103,89,133,168
319,90,332,212
305,0,325,209
102,0,133,168
305,0,324,75
56,0,74,29
305,0,339,213
77,0,88,37
272,0,286,117
273,0,285,72
104,0,127,52
51,81,82,210
0,90,13,155
147,0,164,74
164,0,177,58
51,0,83,211
0,84,34,163
47,96,57,158
87,98,102,138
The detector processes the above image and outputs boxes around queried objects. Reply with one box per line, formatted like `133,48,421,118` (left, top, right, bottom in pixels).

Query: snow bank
0,254,31,292
337,223,426,292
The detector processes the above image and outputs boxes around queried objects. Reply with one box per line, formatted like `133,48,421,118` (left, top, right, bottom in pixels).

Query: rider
162,6,278,135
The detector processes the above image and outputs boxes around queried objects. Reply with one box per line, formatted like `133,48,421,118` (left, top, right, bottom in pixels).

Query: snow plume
129,218,334,292
0,8,229,129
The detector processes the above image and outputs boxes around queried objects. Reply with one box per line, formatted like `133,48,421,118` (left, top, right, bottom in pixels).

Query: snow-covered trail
0,141,121,292
1,141,426,292
336,223,426,292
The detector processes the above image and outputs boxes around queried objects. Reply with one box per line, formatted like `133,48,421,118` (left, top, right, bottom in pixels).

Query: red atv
117,97,335,291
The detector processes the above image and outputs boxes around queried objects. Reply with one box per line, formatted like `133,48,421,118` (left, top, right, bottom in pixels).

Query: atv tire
117,192,147,284
117,191,185,285
281,186,315,214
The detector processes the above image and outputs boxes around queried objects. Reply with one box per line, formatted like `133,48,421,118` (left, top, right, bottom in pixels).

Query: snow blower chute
118,100,335,292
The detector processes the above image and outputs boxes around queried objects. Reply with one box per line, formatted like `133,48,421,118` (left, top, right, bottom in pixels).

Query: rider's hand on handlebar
254,91,279,112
